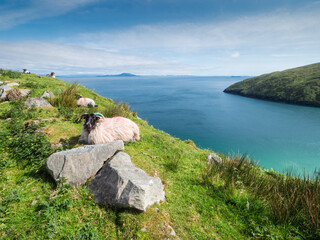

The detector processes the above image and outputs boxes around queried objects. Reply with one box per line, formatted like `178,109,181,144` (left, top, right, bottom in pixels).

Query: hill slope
0,70,319,239
224,62,320,106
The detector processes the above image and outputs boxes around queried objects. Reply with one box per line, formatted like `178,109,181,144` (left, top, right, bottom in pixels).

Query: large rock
46,141,124,187
19,89,31,97
0,85,12,92
0,89,7,100
25,97,52,108
7,89,31,101
90,152,165,211
7,89,22,101
6,82,19,87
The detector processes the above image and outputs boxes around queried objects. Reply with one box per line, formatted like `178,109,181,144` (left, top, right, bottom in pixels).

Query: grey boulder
90,152,165,211
46,141,124,187
6,82,19,87
25,97,52,108
19,89,31,97
207,152,223,165
0,85,12,92
0,89,7,100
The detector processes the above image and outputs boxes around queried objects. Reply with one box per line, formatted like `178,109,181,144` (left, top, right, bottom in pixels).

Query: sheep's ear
77,113,88,123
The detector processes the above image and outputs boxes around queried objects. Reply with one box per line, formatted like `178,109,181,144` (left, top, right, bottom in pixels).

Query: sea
60,75,320,175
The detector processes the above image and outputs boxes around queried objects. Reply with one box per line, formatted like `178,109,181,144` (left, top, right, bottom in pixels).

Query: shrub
0,69,22,79
0,101,53,169
103,101,137,118
8,130,53,168
205,154,320,238
49,83,79,108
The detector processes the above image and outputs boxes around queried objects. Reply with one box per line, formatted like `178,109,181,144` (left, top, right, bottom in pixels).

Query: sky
0,0,319,76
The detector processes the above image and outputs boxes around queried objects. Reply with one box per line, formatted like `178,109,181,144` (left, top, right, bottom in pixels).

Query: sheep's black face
83,114,98,132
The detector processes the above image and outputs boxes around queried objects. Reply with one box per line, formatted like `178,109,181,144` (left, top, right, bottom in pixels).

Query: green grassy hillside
224,63,320,106
0,69,319,239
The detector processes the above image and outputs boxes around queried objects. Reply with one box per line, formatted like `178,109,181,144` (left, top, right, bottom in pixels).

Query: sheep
23,69,30,74
76,94,97,107
78,113,140,144
46,72,55,78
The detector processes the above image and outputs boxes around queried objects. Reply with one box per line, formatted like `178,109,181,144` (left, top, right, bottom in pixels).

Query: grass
0,69,319,239
224,62,320,107
48,83,79,108
205,154,320,238
103,101,137,118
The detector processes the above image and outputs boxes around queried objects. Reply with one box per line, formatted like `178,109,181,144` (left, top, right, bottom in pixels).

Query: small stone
42,90,54,98
5,118,12,122
50,143,64,151
35,126,49,134
155,207,160,212
140,227,147,232
207,153,222,165
168,225,176,237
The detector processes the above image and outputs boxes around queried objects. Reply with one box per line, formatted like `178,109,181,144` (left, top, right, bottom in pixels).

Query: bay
61,76,320,175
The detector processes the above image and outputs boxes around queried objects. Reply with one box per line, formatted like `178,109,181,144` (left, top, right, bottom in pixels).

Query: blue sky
0,0,319,75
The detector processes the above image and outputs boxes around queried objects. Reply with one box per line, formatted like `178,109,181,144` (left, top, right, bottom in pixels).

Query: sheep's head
79,113,104,132
75,94,83,99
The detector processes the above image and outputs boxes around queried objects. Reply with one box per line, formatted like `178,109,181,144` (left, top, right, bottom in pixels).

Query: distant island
97,73,137,77
224,62,320,107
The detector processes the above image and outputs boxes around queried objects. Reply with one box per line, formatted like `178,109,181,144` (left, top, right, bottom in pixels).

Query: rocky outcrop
90,152,165,211
46,141,124,187
25,97,52,108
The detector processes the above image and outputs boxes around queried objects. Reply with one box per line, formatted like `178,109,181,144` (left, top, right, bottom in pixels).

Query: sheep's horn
94,112,105,119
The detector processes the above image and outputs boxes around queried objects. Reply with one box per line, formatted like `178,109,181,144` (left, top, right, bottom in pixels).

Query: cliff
0,69,319,239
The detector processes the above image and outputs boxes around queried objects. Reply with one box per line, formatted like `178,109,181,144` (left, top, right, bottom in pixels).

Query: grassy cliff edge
0,69,319,239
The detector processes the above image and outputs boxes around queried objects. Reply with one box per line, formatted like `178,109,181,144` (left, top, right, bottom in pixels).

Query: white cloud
54,6,320,75
74,8,320,53
231,52,240,58
0,41,211,75
0,0,97,30
1,3,319,75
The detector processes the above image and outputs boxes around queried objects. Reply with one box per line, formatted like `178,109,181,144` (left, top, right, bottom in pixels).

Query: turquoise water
61,76,320,175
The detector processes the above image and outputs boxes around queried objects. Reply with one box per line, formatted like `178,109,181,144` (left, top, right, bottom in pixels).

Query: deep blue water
61,76,320,175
